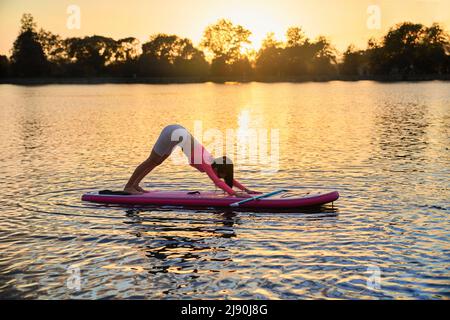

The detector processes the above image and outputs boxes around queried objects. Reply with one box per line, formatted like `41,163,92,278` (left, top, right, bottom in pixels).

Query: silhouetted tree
0,55,10,77
284,28,337,76
310,36,337,75
230,56,252,78
107,37,140,77
10,14,49,77
64,36,118,76
38,29,67,62
286,27,307,47
341,45,365,75
115,37,140,62
174,52,209,77
201,19,252,76
3,13,449,80
37,29,69,76
281,27,309,76
209,56,230,77
418,23,449,74
367,22,449,75
139,34,208,77
255,33,283,77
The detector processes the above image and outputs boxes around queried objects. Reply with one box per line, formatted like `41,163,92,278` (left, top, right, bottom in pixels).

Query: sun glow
209,7,287,51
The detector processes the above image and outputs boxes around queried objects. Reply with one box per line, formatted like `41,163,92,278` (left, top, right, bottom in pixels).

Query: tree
64,36,118,76
230,56,252,77
201,19,251,76
310,36,337,75
37,29,70,76
341,45,364,75
19,13,37,33
280,26,315,76
261,32,282,49
38,29,67,62
10,14,48,77
421,23,449,74
139,34,208,77
286,27,307,47
107,37,140,77
383,22,424,74
256,27,338,78
6,12,449,80
255,33,283,77
0,55,10,77
366,22,450,75
115,37,140,62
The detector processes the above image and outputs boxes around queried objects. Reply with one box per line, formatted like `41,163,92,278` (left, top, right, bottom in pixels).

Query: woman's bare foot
123,185,143,195
134,185,148,193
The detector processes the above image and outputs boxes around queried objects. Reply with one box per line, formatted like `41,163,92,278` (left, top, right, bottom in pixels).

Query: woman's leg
124,150,169,194
124,125,186,194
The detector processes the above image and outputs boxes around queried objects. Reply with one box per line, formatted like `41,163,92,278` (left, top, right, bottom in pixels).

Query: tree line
0,14,449,80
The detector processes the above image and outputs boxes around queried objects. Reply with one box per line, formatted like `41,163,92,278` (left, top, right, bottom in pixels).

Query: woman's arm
233,179,247,191
233,179,261,194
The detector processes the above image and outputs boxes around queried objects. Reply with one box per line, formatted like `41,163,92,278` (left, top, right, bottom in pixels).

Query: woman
124,124,258,196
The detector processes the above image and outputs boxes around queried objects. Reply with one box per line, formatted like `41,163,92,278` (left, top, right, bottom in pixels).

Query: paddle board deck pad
82,190,339,209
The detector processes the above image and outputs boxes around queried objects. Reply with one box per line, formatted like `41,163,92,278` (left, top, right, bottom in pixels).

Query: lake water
0,81,449,299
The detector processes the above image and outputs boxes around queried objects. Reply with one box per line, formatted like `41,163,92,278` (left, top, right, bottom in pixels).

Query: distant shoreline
1,75,449,85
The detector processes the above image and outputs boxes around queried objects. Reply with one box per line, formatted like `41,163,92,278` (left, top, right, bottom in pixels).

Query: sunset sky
0,0,449,56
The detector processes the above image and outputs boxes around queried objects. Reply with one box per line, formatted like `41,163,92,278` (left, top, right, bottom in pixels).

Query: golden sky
0,0,449,55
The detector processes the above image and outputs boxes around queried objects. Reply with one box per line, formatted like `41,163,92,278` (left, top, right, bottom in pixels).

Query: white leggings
152,124,193,157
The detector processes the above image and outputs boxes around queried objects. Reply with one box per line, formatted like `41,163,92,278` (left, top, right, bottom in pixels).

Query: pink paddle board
81,190,339,209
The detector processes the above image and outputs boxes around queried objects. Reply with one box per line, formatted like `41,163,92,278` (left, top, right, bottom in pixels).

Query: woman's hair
211,156,234,188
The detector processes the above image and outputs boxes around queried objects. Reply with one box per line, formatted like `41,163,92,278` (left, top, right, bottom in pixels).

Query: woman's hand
233,191,253,198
